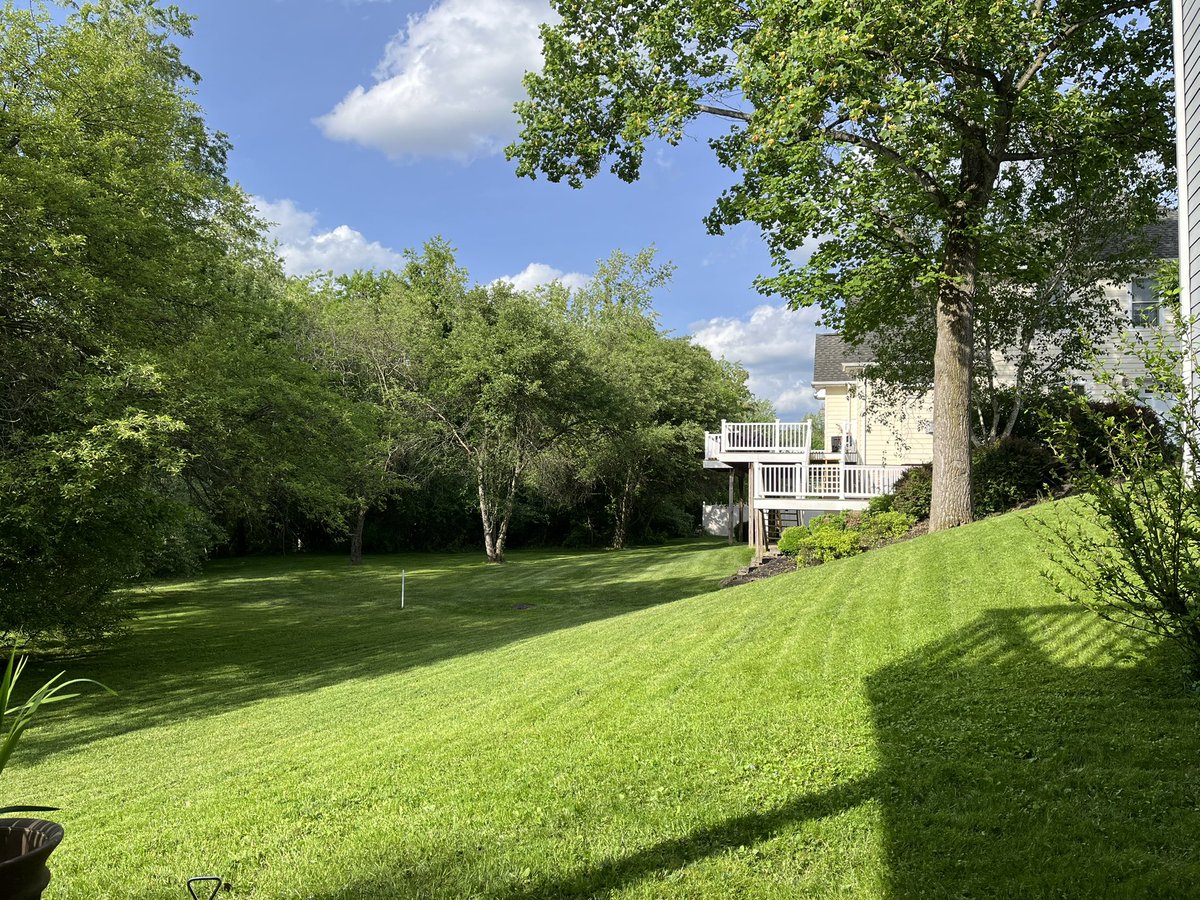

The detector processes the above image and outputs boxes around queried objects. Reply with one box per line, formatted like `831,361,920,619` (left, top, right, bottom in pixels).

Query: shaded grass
13,518,1200,898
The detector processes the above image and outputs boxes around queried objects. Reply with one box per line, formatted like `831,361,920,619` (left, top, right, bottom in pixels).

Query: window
1131,278,1160,327
830,436,843,453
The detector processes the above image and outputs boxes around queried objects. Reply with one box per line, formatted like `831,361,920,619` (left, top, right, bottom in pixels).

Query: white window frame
1131,277,1160,328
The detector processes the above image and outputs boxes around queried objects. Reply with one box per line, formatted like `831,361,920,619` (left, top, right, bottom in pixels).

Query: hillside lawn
14,513,1200,898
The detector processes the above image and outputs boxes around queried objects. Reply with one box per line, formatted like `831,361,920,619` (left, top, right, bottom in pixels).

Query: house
813,214,1179,469
704,214,1179,559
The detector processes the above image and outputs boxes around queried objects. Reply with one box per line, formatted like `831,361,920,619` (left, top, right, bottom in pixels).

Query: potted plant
0,649,112,899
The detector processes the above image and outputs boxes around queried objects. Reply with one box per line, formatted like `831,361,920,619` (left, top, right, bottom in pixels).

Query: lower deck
710,460,916,562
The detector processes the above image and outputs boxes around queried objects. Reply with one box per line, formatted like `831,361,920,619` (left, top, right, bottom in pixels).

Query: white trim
1176,0,1196,473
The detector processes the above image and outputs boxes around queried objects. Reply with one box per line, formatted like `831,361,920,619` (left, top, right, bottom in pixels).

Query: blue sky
178,0,823,415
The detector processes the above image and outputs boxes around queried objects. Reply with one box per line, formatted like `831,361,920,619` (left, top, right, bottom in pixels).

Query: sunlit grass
14,522,1200,898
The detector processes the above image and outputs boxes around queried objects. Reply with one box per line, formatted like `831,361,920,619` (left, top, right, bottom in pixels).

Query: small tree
1040,320,1200,677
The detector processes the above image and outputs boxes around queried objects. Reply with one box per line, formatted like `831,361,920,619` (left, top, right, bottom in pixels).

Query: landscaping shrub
778,510,915,566
891,464,933,521
972,436,1063,517
857,510,916,545
1059,399,1171,476
1040,328,1200,677
798,524,863,564
777,525,807,556
867,493,895,513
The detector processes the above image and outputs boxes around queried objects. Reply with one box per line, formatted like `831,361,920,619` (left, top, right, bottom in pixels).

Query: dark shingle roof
1145,209,1178,259
812,334,874,383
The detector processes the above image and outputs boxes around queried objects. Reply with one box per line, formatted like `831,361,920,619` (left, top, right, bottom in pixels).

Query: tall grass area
14,522,1200,898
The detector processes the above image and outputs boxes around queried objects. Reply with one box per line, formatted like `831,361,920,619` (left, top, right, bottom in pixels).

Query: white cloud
253,196,404,276
690,303,824,418
316,0,552,161
494,262,590,292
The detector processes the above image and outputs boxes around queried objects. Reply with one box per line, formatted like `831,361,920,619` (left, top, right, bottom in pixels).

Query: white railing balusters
754,464,911,499
719,421,811,453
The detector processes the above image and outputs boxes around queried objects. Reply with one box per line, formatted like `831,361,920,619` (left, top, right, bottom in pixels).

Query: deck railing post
839,453,846,500
774,418,780,451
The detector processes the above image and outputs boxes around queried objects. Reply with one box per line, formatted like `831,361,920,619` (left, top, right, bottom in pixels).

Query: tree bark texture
930,232,977,531
476,460,520,563
350,505,367,565
477,472,501,563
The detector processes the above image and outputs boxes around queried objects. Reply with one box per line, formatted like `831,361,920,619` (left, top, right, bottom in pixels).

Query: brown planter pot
0,819,63,900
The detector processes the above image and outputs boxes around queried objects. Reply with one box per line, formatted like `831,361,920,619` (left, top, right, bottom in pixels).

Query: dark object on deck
0,818,63,900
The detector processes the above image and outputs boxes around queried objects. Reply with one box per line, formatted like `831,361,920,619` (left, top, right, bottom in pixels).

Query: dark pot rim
0,818,64,869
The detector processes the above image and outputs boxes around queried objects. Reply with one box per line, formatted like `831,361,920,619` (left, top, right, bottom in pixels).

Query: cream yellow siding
822,385,850,453
857,380,934,465
822,380,934,465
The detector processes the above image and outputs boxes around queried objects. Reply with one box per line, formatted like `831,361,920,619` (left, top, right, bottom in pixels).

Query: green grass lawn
14,521,1200,898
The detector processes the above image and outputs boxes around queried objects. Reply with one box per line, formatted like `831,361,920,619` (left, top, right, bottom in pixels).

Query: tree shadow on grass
20,540,742,760
319,605,1200,899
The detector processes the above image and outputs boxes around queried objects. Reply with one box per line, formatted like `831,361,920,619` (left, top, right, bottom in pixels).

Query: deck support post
747,462,756,549
727,469,736,545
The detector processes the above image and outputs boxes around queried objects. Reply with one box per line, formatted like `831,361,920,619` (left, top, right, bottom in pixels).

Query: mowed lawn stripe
13,516,1200,898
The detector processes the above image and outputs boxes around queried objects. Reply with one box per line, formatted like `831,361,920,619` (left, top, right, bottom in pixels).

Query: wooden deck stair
767,509,803,543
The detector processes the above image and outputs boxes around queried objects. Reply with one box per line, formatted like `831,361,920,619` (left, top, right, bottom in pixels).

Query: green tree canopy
509,0,1174,529
0,1,351,639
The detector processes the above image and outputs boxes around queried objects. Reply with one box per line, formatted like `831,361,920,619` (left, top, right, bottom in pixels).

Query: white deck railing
707,420,811,454
757,463,911,500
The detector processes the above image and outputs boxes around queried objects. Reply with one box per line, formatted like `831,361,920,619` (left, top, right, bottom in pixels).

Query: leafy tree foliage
1041,325,1200,678
509,0,1173,530
564,250,756,548
0,1,352,639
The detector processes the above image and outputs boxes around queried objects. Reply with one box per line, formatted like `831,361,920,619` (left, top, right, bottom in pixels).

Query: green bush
867,493,895,513
798,525,863,564
1059,399,1171,476
777,525,807,556
891,464,933,521
808,512,849,531
972,436,1063,517
857,510,916,545
777,510,914,565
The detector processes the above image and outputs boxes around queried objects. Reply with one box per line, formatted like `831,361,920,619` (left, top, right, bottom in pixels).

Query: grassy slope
16,521,1200,898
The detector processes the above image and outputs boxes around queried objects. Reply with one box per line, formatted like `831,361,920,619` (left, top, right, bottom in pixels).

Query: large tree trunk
349,504,367,565
929,232,978,531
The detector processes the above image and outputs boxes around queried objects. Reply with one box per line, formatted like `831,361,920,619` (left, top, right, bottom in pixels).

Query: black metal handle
187,875,224,900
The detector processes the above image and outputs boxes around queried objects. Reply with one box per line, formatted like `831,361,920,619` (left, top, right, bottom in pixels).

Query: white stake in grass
401,570,406,609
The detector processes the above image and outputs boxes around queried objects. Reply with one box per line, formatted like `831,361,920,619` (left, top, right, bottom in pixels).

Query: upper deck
704,420,910,502
703,420,812,466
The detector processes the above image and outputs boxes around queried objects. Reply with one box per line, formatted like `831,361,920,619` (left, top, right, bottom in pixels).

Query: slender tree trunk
611,471,638,550
1000,333,1033,440
477,460,520,563
930,231,978,531
350,504,367,565
476,469,501,562
493,467,520,562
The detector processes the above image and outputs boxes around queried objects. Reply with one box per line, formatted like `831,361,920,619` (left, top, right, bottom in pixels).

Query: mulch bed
719,519,934,588
719,553,797,588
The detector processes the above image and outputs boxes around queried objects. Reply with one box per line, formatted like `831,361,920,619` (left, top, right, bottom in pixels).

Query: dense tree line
0,1,758,643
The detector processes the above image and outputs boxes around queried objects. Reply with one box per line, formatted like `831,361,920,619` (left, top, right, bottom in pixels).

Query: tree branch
825,128,950,208
1014,0,1141,93
695,103,752,123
